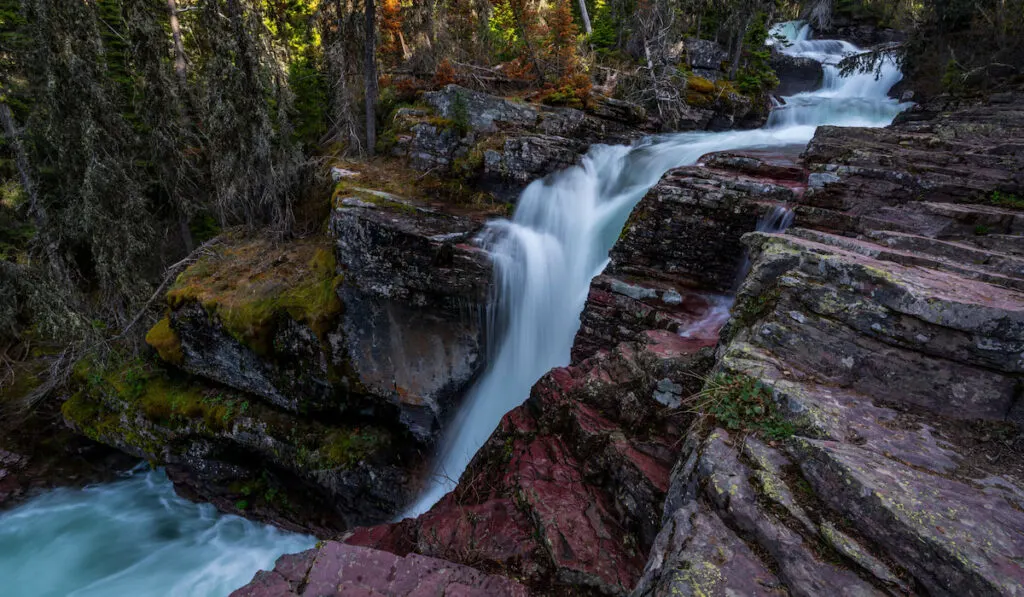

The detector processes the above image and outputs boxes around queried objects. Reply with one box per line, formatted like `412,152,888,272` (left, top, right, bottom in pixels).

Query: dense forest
1,0,1022,404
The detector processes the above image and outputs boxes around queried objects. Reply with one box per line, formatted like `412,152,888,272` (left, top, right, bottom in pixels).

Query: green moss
319,427,390,468
64,359,248,448
687,75,716,94
145,317,183,365
167,237,343,355
732,286,782,329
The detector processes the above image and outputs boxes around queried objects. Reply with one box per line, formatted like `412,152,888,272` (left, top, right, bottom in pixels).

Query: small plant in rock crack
686,373,794,440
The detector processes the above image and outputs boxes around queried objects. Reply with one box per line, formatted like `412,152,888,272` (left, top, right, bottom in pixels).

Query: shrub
687,373,794,440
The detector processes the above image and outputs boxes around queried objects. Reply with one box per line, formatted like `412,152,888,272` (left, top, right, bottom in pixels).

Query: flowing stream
405,21,910,516
0,468,315,597
0,21,908,597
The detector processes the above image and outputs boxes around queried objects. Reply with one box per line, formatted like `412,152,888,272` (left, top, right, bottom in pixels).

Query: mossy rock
688,75,717,94
63,358,248,444
145,317,183,365
166,236,343,356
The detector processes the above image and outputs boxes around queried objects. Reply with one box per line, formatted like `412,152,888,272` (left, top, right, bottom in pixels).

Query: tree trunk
166,0,194,252
364,0,377,156
0,102,66,282
166,0,188,89
577,0,593,35
728,14,753,80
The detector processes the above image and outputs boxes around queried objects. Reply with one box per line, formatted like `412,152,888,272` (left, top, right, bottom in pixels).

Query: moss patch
167,236,343,355
732,285,782,329
145,317,183,365
319,427,390,468
687,75,717,94
988,190,1024,210
63,359,250,447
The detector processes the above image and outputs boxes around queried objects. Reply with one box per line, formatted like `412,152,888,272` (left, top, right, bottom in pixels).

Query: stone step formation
238,90,1024,595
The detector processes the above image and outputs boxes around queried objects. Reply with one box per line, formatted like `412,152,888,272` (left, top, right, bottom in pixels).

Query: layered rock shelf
234,89,1024,594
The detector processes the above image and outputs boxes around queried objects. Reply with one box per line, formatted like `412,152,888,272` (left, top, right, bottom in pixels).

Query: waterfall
404,22,909,517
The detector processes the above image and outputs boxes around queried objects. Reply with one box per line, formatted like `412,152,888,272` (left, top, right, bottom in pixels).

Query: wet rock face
345,334,716,596
159,199,491,445
232,543,529,597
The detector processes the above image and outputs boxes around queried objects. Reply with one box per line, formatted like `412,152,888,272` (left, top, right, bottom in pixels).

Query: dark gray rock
770,51,824,96
685,38,728,80
331,195,491,442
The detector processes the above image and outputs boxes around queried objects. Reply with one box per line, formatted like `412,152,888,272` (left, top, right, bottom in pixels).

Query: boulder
684,38,728,80
66,189,493,532
770,51,824,96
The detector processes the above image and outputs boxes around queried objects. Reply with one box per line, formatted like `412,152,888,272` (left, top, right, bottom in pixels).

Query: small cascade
757,205,796,233
766,22,910,130
733,205,796,289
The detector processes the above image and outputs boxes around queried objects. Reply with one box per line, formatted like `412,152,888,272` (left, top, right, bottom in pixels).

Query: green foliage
736,12,779,97
690,373,795,440
988,190,1024,209
488,0,522,61
450,91,471,136
288,51,329,145
589,0,630,53
941,58,966,93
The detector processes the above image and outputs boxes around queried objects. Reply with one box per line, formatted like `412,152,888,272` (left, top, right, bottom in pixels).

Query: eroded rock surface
638,92,1024,597
232,542,528,597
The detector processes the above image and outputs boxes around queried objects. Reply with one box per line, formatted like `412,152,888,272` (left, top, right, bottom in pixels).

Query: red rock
232,542,529,597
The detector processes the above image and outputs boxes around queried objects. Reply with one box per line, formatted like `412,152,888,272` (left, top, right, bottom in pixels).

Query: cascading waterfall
0,468,314,597
0,21,911,596
405,21,910,517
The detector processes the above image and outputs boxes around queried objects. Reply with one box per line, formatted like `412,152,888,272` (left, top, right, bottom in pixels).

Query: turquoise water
0,467,315,597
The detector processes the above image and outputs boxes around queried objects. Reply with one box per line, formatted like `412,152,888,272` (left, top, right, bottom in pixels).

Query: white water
404,22,909,517
0,468,314,597
757,205,796,233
